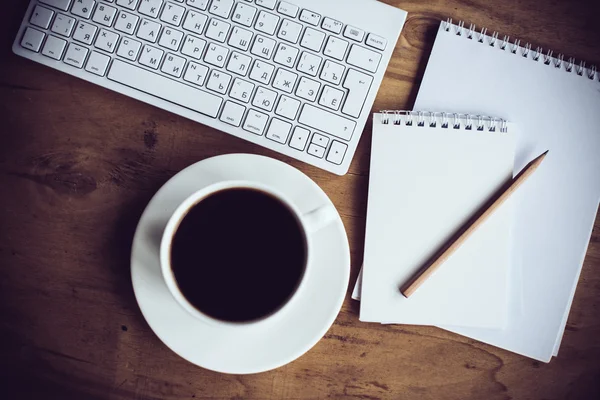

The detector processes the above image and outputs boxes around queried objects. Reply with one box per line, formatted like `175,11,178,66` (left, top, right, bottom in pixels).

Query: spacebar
107,60,222,118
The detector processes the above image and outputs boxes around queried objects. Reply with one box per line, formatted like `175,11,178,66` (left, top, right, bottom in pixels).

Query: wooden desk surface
1,0,599,399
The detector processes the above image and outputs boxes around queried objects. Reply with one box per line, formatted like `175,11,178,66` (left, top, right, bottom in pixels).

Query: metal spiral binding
442,19,599,82
379,111,507,133
489,32,499,47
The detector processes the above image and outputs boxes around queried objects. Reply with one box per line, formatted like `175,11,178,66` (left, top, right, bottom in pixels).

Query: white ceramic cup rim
159,180,329,328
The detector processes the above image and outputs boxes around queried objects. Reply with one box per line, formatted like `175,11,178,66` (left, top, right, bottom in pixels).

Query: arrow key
326,141,348,165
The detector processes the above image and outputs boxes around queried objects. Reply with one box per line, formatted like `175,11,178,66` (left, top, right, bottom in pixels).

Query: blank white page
415,21,600,362
360,115,516,328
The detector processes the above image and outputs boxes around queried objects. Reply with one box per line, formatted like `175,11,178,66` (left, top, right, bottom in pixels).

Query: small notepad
360,112,516,328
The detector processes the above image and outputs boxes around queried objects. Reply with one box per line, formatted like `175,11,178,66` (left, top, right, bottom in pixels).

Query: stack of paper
356,20,600,363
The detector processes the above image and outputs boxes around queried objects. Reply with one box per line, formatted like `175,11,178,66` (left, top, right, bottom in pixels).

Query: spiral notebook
359,112,516,328
356,20,600,362
414,20,600,362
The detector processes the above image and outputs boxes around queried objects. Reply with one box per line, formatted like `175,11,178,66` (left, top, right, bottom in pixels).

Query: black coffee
170,188,307,323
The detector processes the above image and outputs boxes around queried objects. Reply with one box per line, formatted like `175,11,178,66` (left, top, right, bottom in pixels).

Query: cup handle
300,204,338,234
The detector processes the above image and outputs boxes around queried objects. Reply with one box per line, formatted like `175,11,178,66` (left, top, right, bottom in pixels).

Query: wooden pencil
400,150,549,298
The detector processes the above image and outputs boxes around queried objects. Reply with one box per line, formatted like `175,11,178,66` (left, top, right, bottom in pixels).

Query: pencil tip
536,150,549,162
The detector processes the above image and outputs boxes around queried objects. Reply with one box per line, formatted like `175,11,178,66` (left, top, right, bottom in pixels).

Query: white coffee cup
159,180,338,327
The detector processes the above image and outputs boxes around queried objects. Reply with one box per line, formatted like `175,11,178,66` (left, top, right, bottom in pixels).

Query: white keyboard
13,0,406,175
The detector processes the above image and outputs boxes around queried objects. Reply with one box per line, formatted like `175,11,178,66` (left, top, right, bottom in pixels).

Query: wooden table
1,0,599,399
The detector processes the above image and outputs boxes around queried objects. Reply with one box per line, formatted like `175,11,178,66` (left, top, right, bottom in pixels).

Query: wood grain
1,0,599,399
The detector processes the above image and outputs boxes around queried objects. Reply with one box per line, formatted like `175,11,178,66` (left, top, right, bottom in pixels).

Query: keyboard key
326,140,347,165
181,35,206,59
366,33,387,51
277,2,299,18
219,101,245,126
21,27,45,52
138,0,163,18
255,11,279,36
64,42,88,67
295,76,320,102
117,37,142,60
51,13,76,37
343,25,364,42
252,87,277,111
321,17,343,34
298,104,356,140
320,60,344,85
297,52,322,76
256,0,277,9
272,68,298,93
273,43,299,68
137,19,162,43
231,3,257,27
205,18,231,43
318,85,344,111
347,45,381,73
159,27,184,50
342,69,372,118
324,36,348,61
300,28,325,52
115,11,140,35
108,59,223,117
251,35,276,59
92,4,117,27
42,35,67,60
311,132,329,148
139,44,164,69
204,43,228,67
208,0,234,19
226,52,252,76
161,53,186,77
116,0,140,10
73,22,98,44
182,10,208,35
160,2,185,26
266,118,291,143
243,109,269,135
249,60,274,85
183,61,209,85
71,0,95,19
289,126,309,150
39,0,72,11
277,19,302,44
299,9,320,26
186,0,209,11
229,78,254,103
228,27,253,51
206,70,232,94
275,95,300,120
30,5,55,29
85,51,111,75
95,29,119,53
307,143,325,158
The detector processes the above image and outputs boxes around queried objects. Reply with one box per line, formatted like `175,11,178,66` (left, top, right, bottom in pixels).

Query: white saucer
131,154,350,374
